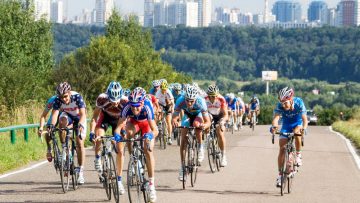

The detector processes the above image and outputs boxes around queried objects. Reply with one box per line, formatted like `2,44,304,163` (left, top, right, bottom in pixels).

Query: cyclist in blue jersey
149,80,161,96
123,88,131,97
114,87,158,202
248,95,260,127
171,83,183,103
226,93,238,131
47,82,87,184
38,95,57,162
172,85,211,181
270,87,308,187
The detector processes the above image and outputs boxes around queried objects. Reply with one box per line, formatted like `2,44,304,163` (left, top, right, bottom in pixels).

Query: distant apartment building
337,0,357,26
185,1,198,27
308,1,328,24
144,0,156,27
50,0,63,23
154,0,169,26
34,0,51,21
95,0,114,24
327,8,337,26
197,0,211,27
272,0,302,23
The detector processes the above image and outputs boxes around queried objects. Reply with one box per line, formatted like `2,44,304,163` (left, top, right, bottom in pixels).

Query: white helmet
229,93,235,99
278,87,294,102
185,85,198,99
152,80,161,87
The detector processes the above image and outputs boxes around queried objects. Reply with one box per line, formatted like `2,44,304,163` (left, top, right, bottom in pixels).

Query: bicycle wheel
60,149,70,193
162,120,167,149
127,156,141,203
193,142,199,185
207,137,216,173
102,154,111,200
280,151,288,196
140,155,150,203
176,129,180,146
252,115,256,131
214,138,221,171
52,140,60,173
109,153,119,203
71,141,79,190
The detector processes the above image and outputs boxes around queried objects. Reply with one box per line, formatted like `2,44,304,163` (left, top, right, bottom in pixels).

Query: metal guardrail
0,124,40,144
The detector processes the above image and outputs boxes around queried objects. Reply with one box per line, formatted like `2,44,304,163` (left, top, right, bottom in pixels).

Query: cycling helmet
56,82,71,96
207,84,219,96
106,81,122,102
229,93,235,99
278,87,294,102
160,80,168,90
152,80,161,87
123,88,131,96
192,82,199,88
159,78,167,84
185,85,198,100
173,83,182,91
129,87,146,106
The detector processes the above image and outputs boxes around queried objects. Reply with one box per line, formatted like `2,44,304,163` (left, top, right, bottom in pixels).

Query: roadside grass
332,109,360,149
0,130,46,174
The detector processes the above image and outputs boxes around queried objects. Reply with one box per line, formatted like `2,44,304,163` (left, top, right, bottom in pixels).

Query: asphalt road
1,125,360,203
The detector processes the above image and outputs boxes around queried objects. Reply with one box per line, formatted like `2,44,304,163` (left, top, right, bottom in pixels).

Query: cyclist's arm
39,109,49,130
302,113,308,130
202,113,211,129
149,119,158,138
79,107,86,127
50,109,59,126
90,107,101,133
271,113,281,129
114,117,126,135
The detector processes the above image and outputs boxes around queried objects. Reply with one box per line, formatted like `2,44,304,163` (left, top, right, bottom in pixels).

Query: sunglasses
60,94,70,99
281,100,291,106
185,99,195,103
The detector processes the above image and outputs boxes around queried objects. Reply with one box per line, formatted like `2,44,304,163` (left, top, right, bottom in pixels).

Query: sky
66,0,340,19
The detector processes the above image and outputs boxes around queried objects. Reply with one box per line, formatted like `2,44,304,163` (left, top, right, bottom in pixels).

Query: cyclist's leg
180,114,190,163
293,124,303,165
165,112,172,139
58,112,70,143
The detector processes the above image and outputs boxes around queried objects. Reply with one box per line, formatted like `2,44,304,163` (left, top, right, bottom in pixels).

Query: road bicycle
272,131,302,196
207,121,221,173
157,109,169,149
95,135,119,203
121,133,151,203
47,125,80,193
177,126,201,189
249,110,257,131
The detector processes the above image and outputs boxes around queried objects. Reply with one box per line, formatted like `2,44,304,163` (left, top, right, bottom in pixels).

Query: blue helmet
124,88,131,96
106,81,122,102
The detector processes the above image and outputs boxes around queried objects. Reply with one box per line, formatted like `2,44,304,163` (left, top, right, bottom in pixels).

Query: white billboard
262,71,278,81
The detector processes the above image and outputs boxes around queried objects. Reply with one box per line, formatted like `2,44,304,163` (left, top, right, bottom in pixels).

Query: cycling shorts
181,111,203,127
128,118,151,136
96,111,119,134
280,120,303,139
59,112,87,138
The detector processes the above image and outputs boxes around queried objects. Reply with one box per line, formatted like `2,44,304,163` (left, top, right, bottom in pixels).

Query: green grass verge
332,111,360,149
0,130,46,174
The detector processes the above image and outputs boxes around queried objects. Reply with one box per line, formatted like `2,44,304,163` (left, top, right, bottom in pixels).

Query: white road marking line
329,126,360,170
0,161,48,179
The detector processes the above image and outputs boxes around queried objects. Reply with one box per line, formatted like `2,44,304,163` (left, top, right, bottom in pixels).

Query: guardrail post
11,130,16,144
24,128,29,142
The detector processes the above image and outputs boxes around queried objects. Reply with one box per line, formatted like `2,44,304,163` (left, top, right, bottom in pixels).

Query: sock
149,177,154,185
221,150,226,156
117,176,122,182
200,143,204,149
80,165,84,172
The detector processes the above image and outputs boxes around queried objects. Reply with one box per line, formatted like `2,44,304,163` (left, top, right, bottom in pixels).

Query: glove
114,133,123,143
144,132,154,141
89,132,95,142
269,126,277,133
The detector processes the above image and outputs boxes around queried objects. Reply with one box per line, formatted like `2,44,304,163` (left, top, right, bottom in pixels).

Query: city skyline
67,0,339,19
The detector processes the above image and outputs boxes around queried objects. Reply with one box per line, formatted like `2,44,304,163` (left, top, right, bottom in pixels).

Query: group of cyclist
39,79,307,201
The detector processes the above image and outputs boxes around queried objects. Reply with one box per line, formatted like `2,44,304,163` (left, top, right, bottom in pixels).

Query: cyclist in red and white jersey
204,85,229,166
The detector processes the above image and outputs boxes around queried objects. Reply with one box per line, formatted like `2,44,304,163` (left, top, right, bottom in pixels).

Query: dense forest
54,25,360,83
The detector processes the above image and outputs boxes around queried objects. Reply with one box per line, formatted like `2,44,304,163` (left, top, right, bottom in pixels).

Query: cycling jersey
121,98,154,121
146,94,158,106
96,93,128,119
171,89,184,103
237,98,245,111
149,87,159,96
205,95,227,116
274,97,306,133
155,89,174,106
174,95,208,117
226,97,238,111
45,95,57,125
53,91,86,117
121,98,155,135
250,98,260,110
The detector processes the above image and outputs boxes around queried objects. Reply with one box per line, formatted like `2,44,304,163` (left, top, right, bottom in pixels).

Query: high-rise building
154,0,169,26
337,0,358,26
308,1,328,24
185,1,198,27
264,0,269,23
197,0,211,27
327,8,337,26
272,0,302,23
95,0,114,24
34,0,51,21
50,0,63,23
144,0,157,27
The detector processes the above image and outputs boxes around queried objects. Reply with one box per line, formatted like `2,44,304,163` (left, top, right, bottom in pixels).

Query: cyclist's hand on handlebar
269,126,278,134
301,128,308,136
46,124,54,132
38,128,43,137
89,132,95,143
172,120,179,128
114,133,123,143
144,132,154,141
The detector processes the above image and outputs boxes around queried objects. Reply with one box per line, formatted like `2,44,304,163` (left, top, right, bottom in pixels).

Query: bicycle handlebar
117,136,152,152
176,126,203,130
